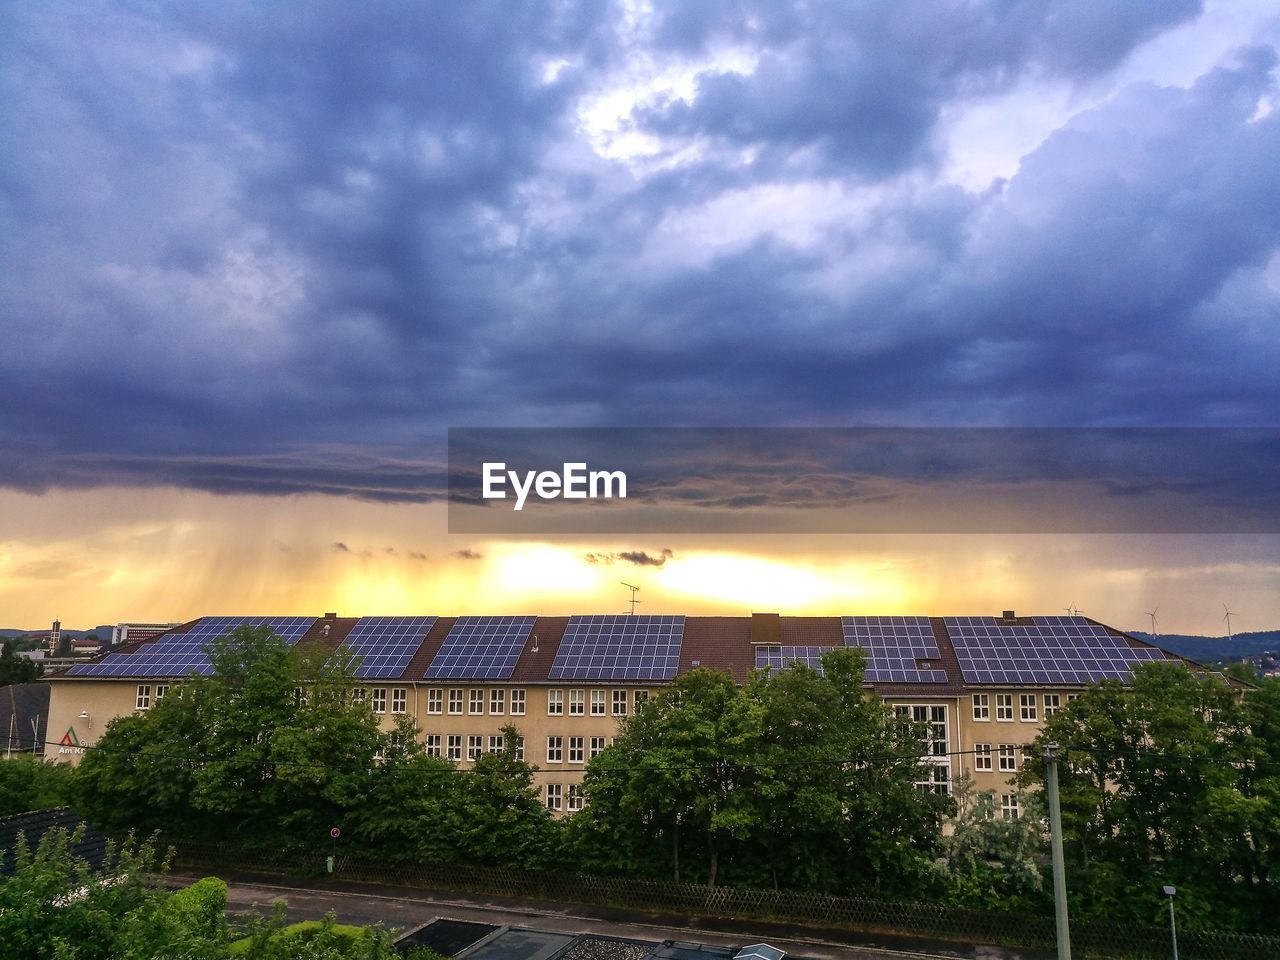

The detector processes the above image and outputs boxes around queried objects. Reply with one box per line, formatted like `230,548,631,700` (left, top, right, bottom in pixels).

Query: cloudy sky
2,1,1279,633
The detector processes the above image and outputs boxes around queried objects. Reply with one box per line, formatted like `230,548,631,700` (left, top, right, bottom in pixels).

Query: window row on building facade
970,692,1077,722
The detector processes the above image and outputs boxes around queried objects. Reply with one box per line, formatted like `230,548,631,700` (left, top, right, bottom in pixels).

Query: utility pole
1045,743,1072,960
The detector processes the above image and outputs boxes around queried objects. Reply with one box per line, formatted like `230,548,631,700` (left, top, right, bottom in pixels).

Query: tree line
13,626,1276,932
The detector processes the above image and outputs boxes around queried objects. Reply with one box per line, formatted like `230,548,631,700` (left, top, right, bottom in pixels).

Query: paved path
171,870,1047,960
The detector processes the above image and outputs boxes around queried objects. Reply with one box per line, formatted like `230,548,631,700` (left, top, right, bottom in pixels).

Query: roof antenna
1222,603,1239,642
1144,607,1158,638
621,582,640,616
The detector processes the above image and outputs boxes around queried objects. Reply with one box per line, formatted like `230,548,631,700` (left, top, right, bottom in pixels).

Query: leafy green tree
0,756,75,816
75,627,391,852
571,651,950,894
1017,662,1278,930
450,723,560,869
0,826,222,960
932,775,1046,909
0,640,42,685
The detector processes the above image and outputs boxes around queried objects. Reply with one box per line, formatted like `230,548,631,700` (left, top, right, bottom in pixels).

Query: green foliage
0,756,75,816
932,776,1046,909
0,826,207,960
570,651,951,895
0,640,42,685
1017,664,1280,931
234,910,403,960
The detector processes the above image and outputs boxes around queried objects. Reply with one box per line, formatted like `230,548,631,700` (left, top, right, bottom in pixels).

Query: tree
1016,663,1279,930
571,650,950,895
0,755,76,816
932,775,1046,909
75,627,391,851
0,641,42,686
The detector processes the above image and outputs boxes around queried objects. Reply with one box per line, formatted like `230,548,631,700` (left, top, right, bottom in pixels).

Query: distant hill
0,626,115,641
1131,630,1280,662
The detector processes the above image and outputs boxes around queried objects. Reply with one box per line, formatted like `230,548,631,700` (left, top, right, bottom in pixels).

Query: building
2,682,49,757
110,622,180,647
43,611,1217,817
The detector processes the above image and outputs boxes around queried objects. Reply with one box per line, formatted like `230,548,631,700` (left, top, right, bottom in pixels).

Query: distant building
69,638,101,656
110,622,179,648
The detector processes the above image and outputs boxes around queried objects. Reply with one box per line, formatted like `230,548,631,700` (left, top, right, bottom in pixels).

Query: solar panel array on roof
66,617,317,677
425,616,535,679
549,615,684,681
755,645,834,673
945,615,1170,684
841,616,948,683
342,616,436,679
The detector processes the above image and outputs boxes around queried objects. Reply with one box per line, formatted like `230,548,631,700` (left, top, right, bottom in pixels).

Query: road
172,871,1047,960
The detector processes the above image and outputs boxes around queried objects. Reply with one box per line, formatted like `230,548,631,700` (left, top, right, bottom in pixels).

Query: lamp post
1162,886,1178,960
1045,744,1072,960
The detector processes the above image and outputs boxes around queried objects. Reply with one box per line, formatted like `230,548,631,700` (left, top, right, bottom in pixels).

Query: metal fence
168,841,1280,960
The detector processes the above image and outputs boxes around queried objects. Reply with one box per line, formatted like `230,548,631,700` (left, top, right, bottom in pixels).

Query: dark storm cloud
1,1,1278,504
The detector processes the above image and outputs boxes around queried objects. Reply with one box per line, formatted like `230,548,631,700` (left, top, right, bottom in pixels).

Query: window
352,688,367,706
567,783,584,812
293,685,307,707
510,689,526,715
1044,694,1062,717
590,689,606,716
372,688,387,714
448,689,463,715
996,694,1014,721
488,735,504,754
425,735,442,757
975,744,992,771
546,783,562,811
1067,693,1080,703
546,736,563,763
917,764,950,795
515,736,525,761
490,689,505,715
589,736,607,759
447,735,462,761
896,704,948,756
427,688,443,714
469,690,484,715
634,690,649,711
548,689,564,716
467,735,483,761
391,688,407,715
612,689,628,717
569,689,584,715
972,693,990,721
1001,794,1020,820
1019,694,1037,722
998,744,1018,772
155,684,169,702
568,736,584,763
135,685,152,710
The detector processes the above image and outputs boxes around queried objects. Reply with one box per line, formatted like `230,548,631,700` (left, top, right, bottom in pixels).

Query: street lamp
78,710,91,729
1162,885,1178,960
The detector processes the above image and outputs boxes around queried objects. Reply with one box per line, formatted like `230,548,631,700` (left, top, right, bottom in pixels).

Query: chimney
750,613,781,645
324,612,337,620
1001,610,1016,621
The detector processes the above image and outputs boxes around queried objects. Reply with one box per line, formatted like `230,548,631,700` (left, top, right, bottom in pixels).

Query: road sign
330,827,341,839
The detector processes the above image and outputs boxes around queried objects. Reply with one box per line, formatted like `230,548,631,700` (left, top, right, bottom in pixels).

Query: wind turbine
1064,602,1083,617
1144,607,1159,638
1222,604,1239,642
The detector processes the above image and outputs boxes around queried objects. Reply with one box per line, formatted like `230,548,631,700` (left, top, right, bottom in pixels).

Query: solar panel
755,645,835,673
549,615,684,681
842,616,948,683
425,616,535,679
343,616,437,679
65,616,317,677
945,615,1172,684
